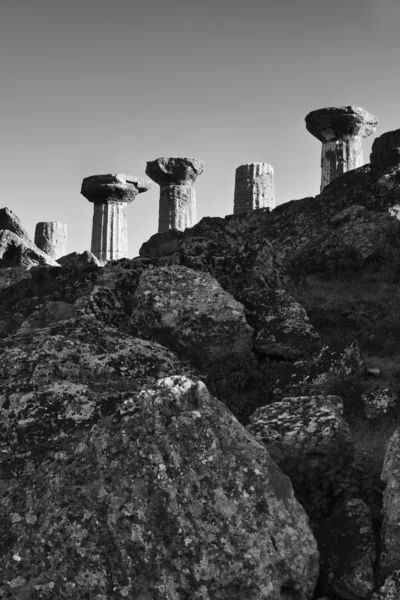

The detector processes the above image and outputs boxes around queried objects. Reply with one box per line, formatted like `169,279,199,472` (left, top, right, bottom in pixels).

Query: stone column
81,174,151,261
234,163,274,213
34,221,67,259
305,106,378,191
145,157,204,232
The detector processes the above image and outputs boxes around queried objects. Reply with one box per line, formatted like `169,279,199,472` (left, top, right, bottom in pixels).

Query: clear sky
1,0,399,257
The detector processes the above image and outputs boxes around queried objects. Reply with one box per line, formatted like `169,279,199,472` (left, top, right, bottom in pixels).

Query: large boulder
0,206,32,241
130,265,255,370
246,395,354,517
0,366,320,599
140,216,320,359
314,499,376,600
0,230,59,269
378,428,400,581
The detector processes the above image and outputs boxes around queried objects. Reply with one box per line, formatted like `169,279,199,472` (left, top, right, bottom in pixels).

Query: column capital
305,106,378,142
145,157,204,186
81,173,151,205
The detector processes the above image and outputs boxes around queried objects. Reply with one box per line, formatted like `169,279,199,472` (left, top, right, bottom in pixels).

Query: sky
1,0,400,258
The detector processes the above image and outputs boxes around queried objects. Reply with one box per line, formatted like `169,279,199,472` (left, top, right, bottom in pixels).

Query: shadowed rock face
145,157,204,186
305,106,378,142
371,129,400,168
0,207,32,241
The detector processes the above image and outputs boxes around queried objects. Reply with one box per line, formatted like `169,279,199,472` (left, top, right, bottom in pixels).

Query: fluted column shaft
34,221,67,259
91,201,128,261
320,137,363,192
234,163,274,214
159,184,196,232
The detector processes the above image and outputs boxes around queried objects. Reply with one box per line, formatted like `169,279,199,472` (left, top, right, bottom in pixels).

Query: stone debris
0,206,32,241
81,173,151,261
146,157,204,232
0,229,60,269
305,105,378,191
362,387,398,422
234,162,275,214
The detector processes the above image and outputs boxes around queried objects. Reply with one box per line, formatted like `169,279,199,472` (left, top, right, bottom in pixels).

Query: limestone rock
305,106,378,143
34,221,67,259
378,428,400,580
0,206,31,241
373,570,400,599
130,265,255,369
362,387,398,422
246,395,354,516
0,371,319,599
57,250,105,268
0,229,60,269
17,300,78,332
314,499,376,600
370,129,400,168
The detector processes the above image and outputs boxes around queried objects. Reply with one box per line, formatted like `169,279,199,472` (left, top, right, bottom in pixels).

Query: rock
314,499,376,600
246,395,354,517
367,368,381,377
57,250,105,268
362,387,398,421
378,428,400,580
75,285,128,329
0,229,60,269
0,206,31,241
17,300,78,332
34,221,68,259
140,215,320,360
373,570,400,599
0,368,320,599
371,129,400,168
130,265,255,370
146,157,205,232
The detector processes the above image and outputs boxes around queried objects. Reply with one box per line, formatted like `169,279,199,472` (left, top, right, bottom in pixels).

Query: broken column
34,222,67,259
234,163,275,213
81,174,151,261
305,106,378,191
145,157,204,232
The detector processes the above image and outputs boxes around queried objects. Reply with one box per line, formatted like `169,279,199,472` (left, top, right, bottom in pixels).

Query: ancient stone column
370,129,400,168
145,157,204,232
234,163,274,213
81,174,151,261
305,106,378,191
34,221,67,259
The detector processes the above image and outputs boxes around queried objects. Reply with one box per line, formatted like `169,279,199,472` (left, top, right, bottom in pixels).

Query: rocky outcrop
57,250,105,268
0,360,320,599
130,265,255,370
362,387,398,422
246,395,354,517
314,499,376,600
0,207,32,241
140,216,320,360
378,428,400,581
0,230,59,269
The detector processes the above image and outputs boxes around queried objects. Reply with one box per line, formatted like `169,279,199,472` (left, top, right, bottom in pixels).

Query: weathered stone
81,174,151,261
0,366,319,599
57,250,104,268
17,300,78,332
34,221,67,259
0,207,31,241
130,265,255,370
371,129,400,168
378,428,400,580
0,230,60,269
314,499,376,600
246,395,354,516
362,387,398,422
373,570,400,599
305,106,378,191
146,157,204,232
234,163,275,214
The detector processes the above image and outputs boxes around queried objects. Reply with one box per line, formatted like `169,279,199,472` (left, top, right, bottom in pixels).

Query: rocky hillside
2,134,400,598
